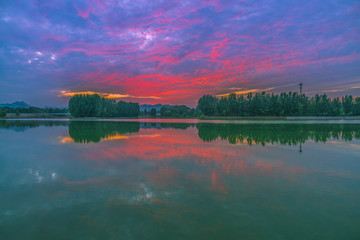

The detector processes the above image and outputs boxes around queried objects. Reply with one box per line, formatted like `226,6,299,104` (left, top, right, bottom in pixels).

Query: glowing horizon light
58,90,161,99
216,87,276,97
59,136,74,143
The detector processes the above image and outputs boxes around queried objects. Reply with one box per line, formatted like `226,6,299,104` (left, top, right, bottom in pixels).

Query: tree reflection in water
197,123,360,145
1,120,359,148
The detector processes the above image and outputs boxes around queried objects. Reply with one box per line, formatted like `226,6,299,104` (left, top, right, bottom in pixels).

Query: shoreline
2,115,360,120
2,117,360,125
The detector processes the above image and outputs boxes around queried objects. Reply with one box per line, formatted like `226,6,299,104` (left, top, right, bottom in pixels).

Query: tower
299,82,303,94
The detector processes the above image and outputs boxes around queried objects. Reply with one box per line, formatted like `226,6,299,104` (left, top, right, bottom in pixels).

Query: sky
0,0,359,107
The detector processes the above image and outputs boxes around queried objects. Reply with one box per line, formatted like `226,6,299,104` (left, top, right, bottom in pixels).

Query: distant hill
0,101,31,108
140,104,172,111
0,101,67,109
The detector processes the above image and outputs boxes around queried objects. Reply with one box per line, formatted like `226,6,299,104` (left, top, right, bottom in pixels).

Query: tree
198,95,218,116
329,98,341,116
150,108,156,116
69,94,102,117
0,111,6,118
353,97,360,116
69,94,139,118
160,105,199,117
196,92,359,117
116,101,139,117
342,95,353,115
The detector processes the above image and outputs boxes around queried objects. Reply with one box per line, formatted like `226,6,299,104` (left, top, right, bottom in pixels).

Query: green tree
198,95,217,116
150,108,156,116
342,95,353,115
160,105,198,117
69,94,139,118
353,97,360,115
329,98,342,116
196,92,359,117
69,94,102,117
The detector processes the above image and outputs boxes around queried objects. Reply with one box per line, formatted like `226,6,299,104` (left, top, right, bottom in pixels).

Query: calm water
0,120,359,240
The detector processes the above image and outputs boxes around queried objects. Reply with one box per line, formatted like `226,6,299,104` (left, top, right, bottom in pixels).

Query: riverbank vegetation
0,106,67,118
66,92,360,118
69,94,139,117
197,92,360,116
160,105,201,118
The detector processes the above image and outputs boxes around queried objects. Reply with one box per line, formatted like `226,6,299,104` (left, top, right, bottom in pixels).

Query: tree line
69,94,139,117
160,105,201,118
0,106,68,118
197,92,360,116
142,108,157,116
67,92,360,118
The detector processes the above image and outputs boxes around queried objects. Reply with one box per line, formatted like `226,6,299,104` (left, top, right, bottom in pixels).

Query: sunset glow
59,90,161,99
1,0,359,106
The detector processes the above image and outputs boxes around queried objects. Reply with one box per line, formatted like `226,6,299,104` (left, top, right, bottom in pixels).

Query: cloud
0,0,359,106
216,87,276,97
58,90,161,99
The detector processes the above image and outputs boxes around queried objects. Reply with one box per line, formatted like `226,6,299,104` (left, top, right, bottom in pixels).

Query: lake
0,119,359,239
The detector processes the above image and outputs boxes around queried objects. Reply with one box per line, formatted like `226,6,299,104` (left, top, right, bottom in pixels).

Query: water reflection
0,120,360,239
2,120,359,146
0,120,68,131
68,121,140,143
197,123,360,145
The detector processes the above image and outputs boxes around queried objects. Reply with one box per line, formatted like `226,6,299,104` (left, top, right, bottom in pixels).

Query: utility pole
299,82,303,94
